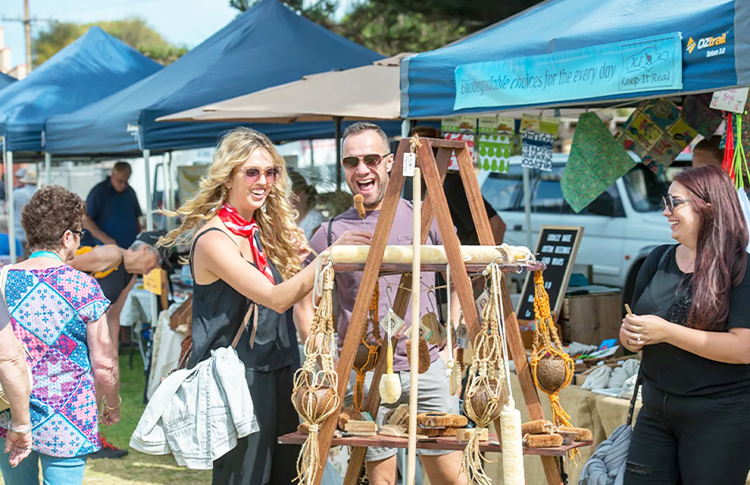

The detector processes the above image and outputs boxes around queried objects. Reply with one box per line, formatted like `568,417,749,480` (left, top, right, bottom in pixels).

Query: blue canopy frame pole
5,150,16,263
44,152,51,187
335,117,342,192
143,149,159,343
522,167,532,248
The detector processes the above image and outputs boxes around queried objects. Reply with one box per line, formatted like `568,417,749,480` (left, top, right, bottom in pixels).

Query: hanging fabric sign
522,131,554,171
454,33,682,110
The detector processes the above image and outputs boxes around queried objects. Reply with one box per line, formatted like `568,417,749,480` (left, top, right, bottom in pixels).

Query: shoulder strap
327,217,336,248
656,245,675,272
1,264,30,359
189,227,240,279
231,303,258,349
627,371,642,426
0,264,9,301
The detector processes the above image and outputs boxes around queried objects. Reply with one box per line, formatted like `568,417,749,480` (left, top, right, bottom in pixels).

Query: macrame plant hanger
462,263,508,485
530,270,578,463
292,263,340,485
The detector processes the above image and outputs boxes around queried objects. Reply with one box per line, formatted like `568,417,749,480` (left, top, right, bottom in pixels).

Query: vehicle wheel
622,259,644,311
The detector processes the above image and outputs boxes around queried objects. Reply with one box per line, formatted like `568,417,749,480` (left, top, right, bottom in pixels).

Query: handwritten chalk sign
710,88,749,114
516,225,583,321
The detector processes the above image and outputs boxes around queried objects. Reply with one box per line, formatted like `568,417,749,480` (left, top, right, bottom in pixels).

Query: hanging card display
444,133,474,170
521,131,554,171
477,134,511,173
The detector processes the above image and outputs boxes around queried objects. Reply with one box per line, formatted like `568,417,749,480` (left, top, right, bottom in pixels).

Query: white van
479,154,689,304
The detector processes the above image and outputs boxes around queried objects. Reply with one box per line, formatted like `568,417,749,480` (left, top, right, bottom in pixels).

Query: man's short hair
113,161,132,175
342,122,389,152
694,137,723,164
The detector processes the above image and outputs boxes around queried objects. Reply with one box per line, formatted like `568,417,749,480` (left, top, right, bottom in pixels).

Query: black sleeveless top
188,227,298,372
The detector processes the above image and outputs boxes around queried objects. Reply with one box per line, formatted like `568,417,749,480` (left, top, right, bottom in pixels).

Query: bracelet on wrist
9,423,31,434
101,395,122,411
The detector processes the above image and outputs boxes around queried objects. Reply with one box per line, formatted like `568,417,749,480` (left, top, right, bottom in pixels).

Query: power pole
24,0,31,73
3,1,56,72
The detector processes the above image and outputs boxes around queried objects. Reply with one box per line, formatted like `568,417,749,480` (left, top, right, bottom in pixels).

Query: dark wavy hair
673,166,748,330
22,185,86,253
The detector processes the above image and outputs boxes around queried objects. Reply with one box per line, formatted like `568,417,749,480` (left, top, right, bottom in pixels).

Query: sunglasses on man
341,153,391,170
662,194,693,213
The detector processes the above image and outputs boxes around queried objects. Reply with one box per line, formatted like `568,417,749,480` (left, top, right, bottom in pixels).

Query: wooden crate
560,291,621,346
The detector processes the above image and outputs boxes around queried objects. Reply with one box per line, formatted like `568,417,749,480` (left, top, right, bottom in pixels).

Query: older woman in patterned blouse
0,186,119,485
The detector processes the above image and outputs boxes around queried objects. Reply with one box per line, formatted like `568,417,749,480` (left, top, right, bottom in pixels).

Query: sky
0,0,356,68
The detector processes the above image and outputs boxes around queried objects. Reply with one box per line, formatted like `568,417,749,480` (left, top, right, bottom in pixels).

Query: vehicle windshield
622,165,668,212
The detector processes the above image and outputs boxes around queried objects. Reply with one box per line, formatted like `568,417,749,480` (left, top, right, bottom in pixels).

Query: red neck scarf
217,203,275,284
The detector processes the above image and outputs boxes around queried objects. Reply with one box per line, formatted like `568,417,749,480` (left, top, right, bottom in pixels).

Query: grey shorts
344,357,460,462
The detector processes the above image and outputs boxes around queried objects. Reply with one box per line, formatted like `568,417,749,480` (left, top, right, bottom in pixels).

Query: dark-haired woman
621,165,750,484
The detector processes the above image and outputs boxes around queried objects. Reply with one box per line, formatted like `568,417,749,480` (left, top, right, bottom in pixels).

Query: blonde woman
159,127,342,485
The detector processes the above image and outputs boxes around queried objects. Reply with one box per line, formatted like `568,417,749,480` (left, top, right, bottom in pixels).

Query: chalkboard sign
516,225,583,321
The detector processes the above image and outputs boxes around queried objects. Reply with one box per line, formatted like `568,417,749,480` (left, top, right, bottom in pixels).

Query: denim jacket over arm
130,347,259,469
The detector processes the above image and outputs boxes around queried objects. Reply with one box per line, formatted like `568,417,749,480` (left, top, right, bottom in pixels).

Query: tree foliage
230,0,541,56
34,18,187,67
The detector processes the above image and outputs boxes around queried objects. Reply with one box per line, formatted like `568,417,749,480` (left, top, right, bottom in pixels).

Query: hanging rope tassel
733,112,749,191
292,265,340,485
353,283,381,411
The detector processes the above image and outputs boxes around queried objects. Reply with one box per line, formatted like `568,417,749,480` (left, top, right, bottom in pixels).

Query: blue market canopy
401,0,750,119
0,72,16,91
45,0,384,155
0,27,161,152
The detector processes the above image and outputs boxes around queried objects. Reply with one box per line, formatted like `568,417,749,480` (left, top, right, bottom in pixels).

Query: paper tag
710,88,749,114
456,321,470,349
379,310,407,339
403,153,416,177
475,289,490,316
418,323,433,343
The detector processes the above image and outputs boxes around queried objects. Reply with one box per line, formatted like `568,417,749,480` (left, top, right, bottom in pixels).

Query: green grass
1,352,212,485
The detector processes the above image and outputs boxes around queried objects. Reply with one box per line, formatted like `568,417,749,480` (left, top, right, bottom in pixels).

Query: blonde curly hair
158,127,304,280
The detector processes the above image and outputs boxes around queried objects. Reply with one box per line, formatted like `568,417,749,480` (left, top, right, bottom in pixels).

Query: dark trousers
624,381,750,484
213,365,301,485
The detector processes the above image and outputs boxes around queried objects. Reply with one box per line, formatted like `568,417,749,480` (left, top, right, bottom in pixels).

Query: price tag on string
475,289,490,316
403,153,416,177
418,323,433,342
379,310,407,339
456,321,470,349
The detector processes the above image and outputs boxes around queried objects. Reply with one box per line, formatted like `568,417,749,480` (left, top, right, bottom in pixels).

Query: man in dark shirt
83,162,142,248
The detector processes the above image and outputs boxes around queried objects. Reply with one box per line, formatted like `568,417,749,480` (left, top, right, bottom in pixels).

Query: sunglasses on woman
60,229,87,239
662,194,693,213
341,153,390,170
242,167,280,185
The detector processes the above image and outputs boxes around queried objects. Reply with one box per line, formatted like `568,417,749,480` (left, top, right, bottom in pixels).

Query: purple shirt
308,199,442,371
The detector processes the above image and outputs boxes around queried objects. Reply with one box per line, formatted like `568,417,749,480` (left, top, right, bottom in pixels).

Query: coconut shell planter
534,353,569,393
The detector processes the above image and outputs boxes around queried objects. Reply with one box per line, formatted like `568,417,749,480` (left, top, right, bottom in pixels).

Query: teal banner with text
454,33,683,110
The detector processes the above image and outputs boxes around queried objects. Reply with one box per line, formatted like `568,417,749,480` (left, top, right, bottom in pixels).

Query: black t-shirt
443,172,498,245
633,244,750,396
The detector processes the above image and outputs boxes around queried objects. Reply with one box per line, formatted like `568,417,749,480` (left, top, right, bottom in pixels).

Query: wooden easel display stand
307,138,565,485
